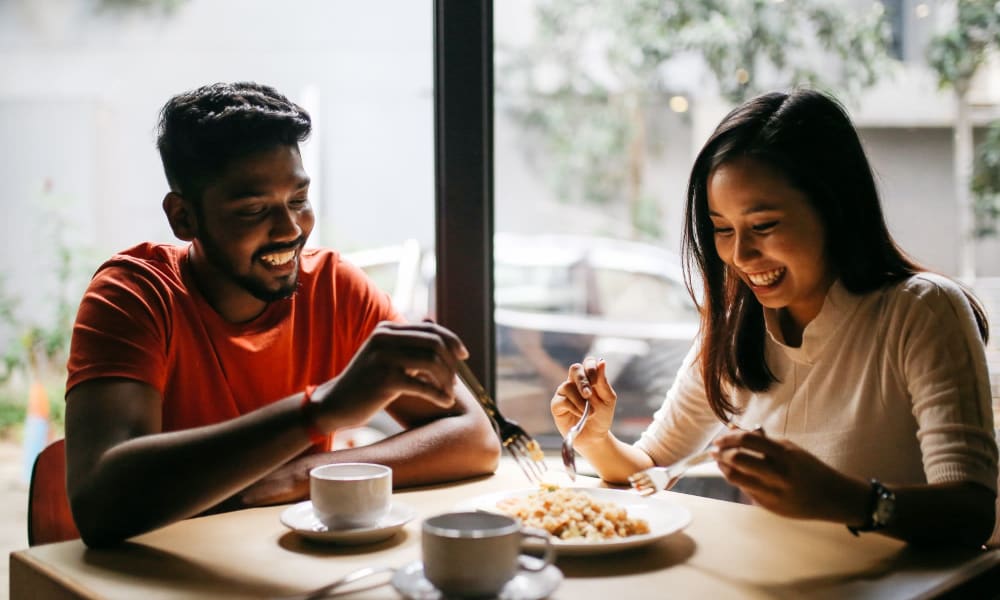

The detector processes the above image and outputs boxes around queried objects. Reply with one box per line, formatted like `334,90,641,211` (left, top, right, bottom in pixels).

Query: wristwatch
848,479,896,536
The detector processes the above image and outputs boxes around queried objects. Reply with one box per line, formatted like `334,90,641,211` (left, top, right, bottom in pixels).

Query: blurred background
1,0,999,585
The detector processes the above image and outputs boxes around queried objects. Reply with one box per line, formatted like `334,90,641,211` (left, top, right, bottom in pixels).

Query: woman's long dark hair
681,88,989,422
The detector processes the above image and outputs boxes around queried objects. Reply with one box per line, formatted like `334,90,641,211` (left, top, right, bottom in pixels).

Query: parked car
343,233,700,446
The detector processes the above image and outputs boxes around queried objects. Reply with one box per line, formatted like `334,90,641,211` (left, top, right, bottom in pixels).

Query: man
64,82,500,548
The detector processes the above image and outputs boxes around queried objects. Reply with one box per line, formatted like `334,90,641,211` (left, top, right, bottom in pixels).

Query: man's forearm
70,394,314,547
240,407,500,507
342,412,499,486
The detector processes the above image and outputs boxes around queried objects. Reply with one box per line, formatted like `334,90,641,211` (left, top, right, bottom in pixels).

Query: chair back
28,438,80,546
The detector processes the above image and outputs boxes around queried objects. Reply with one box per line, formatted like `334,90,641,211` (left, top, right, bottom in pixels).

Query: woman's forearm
575,433,654,485
879,481,996,547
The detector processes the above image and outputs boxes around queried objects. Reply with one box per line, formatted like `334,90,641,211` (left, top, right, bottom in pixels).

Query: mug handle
518,527,555,572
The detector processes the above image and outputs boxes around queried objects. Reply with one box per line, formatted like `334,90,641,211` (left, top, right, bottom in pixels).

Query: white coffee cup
309,463,392,530
421,511,554,597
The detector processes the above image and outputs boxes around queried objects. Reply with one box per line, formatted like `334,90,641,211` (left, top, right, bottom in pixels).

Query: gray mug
421,511,554,597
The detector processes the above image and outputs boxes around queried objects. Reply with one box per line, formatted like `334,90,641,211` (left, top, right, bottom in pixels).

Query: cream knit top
635,274,998,494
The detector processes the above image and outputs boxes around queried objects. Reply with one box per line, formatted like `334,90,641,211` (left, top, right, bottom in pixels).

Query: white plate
280,500,415,545
454,487,691,556
392,560,563,600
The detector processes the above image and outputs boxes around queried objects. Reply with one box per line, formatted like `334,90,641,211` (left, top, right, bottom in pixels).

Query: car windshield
345,235,700,446
593,268,697,323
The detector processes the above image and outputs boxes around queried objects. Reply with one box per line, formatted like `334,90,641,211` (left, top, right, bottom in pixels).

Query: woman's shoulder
878,272,979,325
886,272,970,304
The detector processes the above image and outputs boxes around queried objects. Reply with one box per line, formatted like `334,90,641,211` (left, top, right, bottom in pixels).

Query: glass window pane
493,0,1000,447
0,0,433,437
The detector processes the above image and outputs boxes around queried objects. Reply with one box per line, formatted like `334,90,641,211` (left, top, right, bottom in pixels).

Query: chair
27,438,80,546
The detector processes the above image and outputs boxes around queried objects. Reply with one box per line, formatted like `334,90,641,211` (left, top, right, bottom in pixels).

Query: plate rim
391,559,564,600
280,499,417,539
453,486,691,554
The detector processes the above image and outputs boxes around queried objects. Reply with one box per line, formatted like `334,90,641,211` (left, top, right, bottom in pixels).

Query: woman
551,89,998,546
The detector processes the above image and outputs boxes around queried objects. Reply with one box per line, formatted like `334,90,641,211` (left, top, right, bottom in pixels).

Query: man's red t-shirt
66,243,399,447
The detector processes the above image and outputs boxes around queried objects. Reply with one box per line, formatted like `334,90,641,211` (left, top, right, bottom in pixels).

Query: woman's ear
162,192,197,241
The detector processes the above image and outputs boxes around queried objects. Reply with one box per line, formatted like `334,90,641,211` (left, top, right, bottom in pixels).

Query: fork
560,399,591,481
456,360,547,484
629,424,763,495
627,448,715,496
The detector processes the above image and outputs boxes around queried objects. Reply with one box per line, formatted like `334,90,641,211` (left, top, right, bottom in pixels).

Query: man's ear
163,192,197,241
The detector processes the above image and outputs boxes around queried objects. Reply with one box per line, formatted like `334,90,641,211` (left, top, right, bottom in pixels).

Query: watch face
873,491,895,527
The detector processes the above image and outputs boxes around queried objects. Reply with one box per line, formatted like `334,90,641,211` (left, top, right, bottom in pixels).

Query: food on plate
496,485,650,541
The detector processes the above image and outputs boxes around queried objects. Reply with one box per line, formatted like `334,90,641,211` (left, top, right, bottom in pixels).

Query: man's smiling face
189,144,314,314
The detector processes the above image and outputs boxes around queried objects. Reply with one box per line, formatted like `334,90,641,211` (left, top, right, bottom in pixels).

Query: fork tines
455,360,547,484
628,472,657,497
504,435,546,483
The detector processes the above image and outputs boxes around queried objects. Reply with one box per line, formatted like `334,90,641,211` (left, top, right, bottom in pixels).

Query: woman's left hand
710,429,860,521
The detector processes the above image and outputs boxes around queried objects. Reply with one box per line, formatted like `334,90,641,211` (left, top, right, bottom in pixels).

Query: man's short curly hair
156,81,312,200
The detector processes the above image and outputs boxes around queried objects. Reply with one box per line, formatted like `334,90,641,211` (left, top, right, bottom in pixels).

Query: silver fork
628,448,714,496
560,400,590,481
456,360,547,484
629,424,763,496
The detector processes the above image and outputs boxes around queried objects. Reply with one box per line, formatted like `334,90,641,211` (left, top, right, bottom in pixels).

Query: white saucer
391,560,563,600
280,500,415,544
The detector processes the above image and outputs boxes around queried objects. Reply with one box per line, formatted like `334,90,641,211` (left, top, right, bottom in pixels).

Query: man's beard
198,230,302,303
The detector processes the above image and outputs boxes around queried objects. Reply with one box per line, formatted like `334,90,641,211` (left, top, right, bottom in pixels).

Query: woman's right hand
550,357,617,448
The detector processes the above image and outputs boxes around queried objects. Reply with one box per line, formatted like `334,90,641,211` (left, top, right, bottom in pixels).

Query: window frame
434,0,496,394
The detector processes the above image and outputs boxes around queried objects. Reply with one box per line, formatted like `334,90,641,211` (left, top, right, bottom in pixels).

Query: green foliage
0,188,95,437
972,120,1000,236
0,276,20,385
0,391,66,440
499,0,892,240
928,0,1000,237
0,235,78,387
46,381,66,431
927,0,1000,92
0,398,25,436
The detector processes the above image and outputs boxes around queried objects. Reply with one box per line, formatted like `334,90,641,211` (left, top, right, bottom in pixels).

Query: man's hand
311,321,469,433
238,459,307,507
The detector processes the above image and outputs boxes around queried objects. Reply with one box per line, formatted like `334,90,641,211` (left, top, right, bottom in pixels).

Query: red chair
27,438,80,546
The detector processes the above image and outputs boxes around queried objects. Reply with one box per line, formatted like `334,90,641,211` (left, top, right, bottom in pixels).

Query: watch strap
847,479,893,536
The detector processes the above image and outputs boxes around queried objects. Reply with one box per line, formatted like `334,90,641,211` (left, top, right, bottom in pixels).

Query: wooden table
10,459,999,599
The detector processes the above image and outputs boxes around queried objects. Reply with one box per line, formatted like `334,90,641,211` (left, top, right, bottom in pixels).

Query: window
0,0,436,437
491,0,1000,447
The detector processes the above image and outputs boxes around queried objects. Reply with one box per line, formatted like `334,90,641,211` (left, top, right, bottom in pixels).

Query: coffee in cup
421,511,554,597
309,463,391,530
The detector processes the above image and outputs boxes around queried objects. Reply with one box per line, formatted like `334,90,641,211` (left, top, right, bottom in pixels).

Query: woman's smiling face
707,157,836,331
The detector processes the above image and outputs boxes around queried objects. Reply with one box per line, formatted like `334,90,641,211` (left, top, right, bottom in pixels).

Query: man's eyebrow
226,178,311,202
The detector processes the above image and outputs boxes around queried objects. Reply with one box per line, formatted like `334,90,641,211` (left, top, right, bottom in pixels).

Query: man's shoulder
91,242,188,294
99,242,186,272
298,247,339,272
297,247,369,284
296,247,397,317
